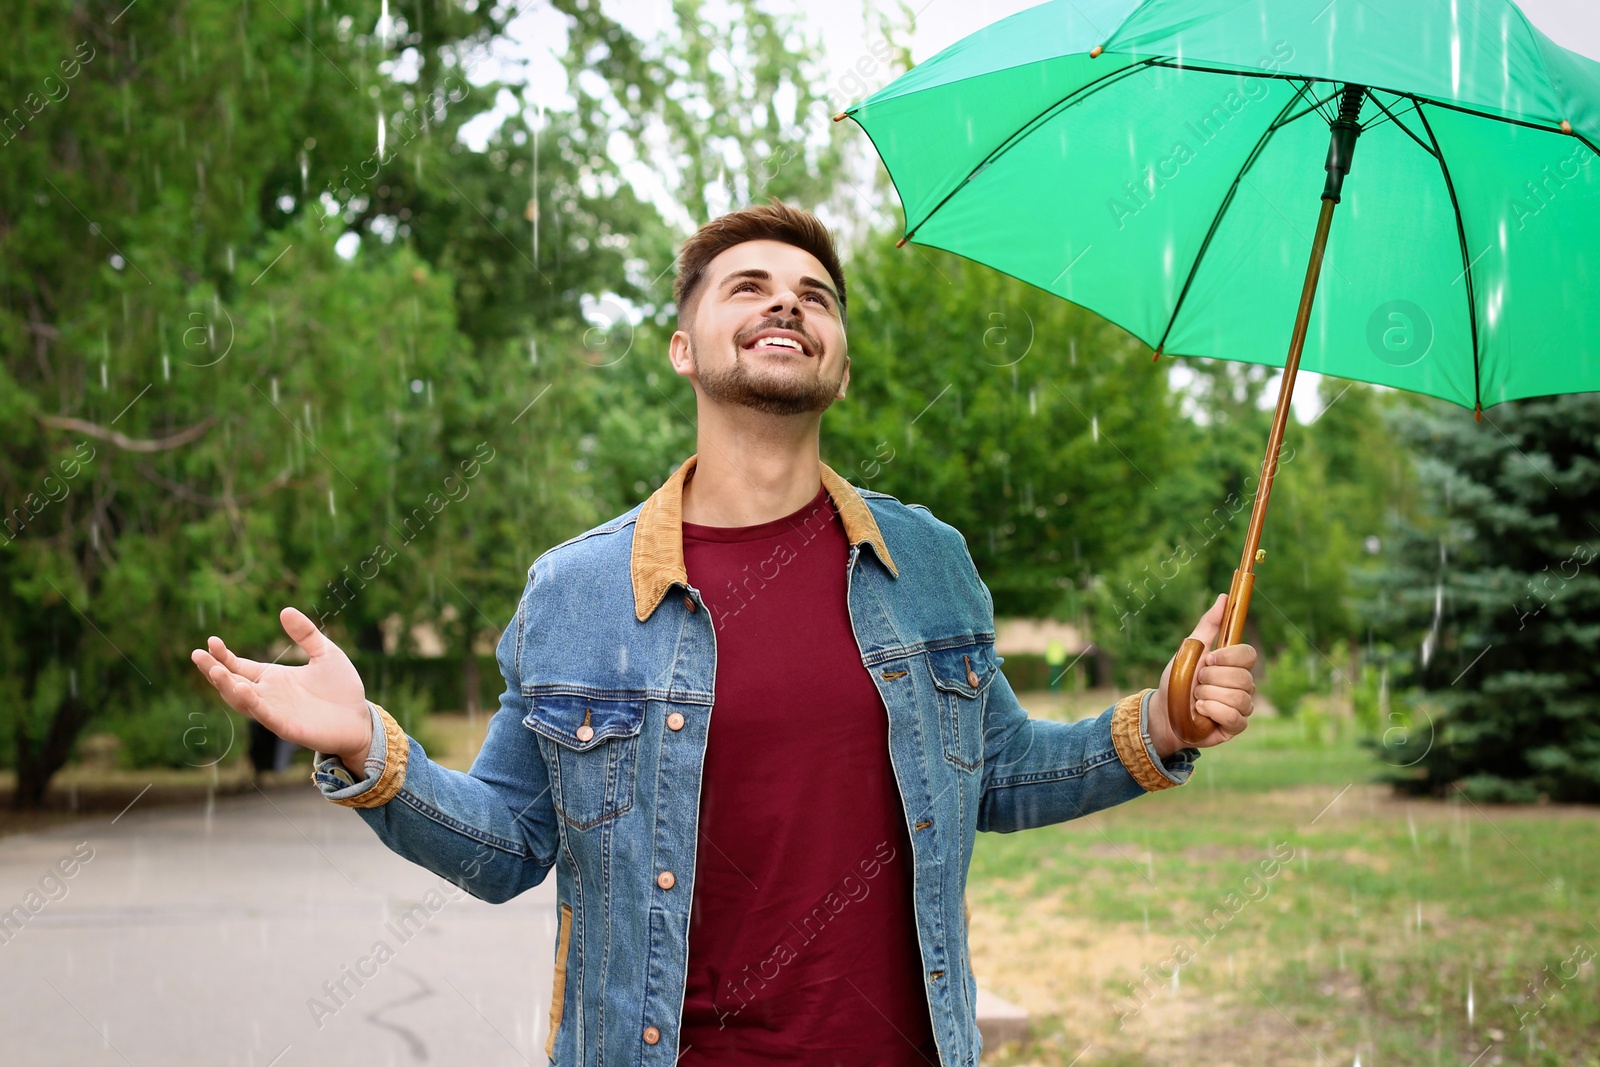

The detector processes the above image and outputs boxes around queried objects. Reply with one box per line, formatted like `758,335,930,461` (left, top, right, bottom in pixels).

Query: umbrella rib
1394,95,1575,139
1414,103,1483,415
1270,84,1347,134
901,59,1163,243
1149,60,1581,143
1152,87,1314,358
1359,92,1437,159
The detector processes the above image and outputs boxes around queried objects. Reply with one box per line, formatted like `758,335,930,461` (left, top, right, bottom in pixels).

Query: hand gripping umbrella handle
1165,570,1256,746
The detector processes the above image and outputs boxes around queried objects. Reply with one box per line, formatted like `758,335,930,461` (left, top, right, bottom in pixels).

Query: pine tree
1372,395,1600,802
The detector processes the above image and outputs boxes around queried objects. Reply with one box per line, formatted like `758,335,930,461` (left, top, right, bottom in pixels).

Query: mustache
737,317,819,354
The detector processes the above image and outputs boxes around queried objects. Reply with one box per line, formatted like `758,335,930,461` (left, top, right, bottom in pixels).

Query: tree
0,0,663,805
1371,394,1600,802
822,232,1187,624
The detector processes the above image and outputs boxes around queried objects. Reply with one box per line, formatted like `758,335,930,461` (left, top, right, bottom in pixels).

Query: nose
766,287,802,317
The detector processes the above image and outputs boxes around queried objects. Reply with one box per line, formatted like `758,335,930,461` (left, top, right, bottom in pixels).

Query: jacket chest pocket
521,691,646,830
923,641,1000,773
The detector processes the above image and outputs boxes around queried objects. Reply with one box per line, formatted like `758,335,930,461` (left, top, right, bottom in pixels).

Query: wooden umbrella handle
1165,571,1256,746
1160,107,1357,750
1165,638,1213,746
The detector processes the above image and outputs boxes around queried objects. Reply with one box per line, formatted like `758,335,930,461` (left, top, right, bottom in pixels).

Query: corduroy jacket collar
631,453,899,622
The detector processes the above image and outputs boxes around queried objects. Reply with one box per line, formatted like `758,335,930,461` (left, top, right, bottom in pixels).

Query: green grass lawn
970,692,1600,1066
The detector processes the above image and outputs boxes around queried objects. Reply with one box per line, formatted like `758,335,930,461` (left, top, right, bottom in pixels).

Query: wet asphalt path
0,783,558,1067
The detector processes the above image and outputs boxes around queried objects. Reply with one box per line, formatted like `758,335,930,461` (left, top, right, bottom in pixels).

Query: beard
691,325,844,416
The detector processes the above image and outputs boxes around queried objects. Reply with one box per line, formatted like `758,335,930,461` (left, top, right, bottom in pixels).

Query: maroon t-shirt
677,482,940,1065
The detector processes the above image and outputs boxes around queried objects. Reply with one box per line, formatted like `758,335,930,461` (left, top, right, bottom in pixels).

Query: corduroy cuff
1110,688,1197,791
311,702,410,808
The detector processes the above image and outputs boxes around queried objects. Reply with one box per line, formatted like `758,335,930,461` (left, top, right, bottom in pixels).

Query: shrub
108,690,245,769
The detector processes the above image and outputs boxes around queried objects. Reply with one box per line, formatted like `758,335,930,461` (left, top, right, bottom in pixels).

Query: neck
683,405,823,527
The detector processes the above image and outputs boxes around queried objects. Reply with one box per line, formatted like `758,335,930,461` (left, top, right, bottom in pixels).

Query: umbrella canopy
841,0,1600,412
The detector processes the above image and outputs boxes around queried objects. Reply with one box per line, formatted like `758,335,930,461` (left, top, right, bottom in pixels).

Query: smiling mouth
742,332,813,357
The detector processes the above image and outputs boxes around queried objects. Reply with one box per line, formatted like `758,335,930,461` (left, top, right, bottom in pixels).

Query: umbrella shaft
1221,196,1340,645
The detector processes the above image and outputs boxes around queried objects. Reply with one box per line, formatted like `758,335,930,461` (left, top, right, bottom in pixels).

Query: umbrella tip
1090,45,1104,58
1152,344,1163,362
896,235,908,248
833,112,849,123
1561,119,1573,135
1474,403,1483,422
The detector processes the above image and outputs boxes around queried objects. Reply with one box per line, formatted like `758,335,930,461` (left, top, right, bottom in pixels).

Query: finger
1206,643,1259,670
1187,594,1228,649
1194,683,1253,715
199,658,266,720
1195,665,1255,692
207,636,266,682
280,606,330,660
1195,699,1248,737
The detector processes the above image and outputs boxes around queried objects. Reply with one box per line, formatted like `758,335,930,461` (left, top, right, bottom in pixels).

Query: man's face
671,239,849,416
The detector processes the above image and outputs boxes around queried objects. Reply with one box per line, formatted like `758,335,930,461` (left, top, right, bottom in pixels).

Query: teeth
753,336,802,352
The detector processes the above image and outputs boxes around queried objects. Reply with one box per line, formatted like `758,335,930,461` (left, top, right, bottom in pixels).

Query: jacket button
966,668,980,687
643,1026,661,1045
666,712,685,731
657,870,676,890
575,724,595,743
683,595,696,612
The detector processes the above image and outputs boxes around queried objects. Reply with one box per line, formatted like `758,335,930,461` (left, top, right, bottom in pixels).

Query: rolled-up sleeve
312,701,409,807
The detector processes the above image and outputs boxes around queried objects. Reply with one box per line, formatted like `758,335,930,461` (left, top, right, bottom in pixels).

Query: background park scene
3,0,1599,1064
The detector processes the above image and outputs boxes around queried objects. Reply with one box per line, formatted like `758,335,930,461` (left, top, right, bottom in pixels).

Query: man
192,201,1257,1066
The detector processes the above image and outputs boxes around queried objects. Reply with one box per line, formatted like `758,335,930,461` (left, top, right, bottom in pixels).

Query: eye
804,292,828,305
733,281,759,294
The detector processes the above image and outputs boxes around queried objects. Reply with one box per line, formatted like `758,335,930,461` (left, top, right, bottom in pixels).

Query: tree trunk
12,694,89,811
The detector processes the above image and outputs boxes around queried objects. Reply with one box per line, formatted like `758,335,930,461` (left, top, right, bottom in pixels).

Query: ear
836,355,850,400
669,329,695,378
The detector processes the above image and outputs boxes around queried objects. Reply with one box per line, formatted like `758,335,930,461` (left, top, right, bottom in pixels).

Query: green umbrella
837,0,1600,743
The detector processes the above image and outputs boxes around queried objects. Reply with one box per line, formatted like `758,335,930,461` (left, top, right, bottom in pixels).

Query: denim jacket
313,454,1198,1066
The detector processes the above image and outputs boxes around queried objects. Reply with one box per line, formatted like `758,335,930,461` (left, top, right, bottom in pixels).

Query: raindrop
328,489,337,517
1091,415,1099,443
100,362,108,389
1420,579,1443,668
270,376,279,404
529,337,539,365
1142,905,1149,933
1467,977,1475,1026
410,379,424,393
1028,387,1037,416
226,245,235,273
1171,964,1179,993
162,353,170,381
427,381,434,405
109,254,125,270
376,0,393,47
68,667,78,698
377,110,387,160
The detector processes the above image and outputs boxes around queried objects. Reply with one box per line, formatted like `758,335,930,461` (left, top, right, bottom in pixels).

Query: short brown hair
673,199,847,329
